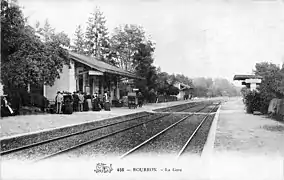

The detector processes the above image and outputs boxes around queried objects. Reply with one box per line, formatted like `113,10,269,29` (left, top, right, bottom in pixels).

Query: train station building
174,81,193,100
43,52,142,103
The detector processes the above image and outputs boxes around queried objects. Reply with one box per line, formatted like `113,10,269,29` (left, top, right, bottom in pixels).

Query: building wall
174,83,183,100
0,82,3,96
69,60,76,93
177,90,185,100
45,64,70,101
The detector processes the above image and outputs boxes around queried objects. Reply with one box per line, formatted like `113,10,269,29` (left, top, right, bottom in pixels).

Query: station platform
202,97,284,180
0,98,216,138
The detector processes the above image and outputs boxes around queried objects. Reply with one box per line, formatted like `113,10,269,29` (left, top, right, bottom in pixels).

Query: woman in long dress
92,93,101,111
86,94,92,111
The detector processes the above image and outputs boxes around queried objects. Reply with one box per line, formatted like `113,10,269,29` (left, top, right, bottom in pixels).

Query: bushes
5,90,49,112
244,90,273,114
244,90,263,113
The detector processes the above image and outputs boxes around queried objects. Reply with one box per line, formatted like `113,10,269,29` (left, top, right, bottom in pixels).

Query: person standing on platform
78,91,84,112
55,91,63,114
137,92,144,107
103,91,111,111
73,91,79,112
86,93,92,111
92,92,101,111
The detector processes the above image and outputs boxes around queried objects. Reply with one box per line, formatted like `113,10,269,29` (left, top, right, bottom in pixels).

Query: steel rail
119,104,211,159
32,114,171,163
34,103,209,162
1,102,204,155
0,113,152,155
176,103,220,159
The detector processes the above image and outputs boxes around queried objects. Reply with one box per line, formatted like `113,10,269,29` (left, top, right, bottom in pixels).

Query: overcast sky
19,0,284,85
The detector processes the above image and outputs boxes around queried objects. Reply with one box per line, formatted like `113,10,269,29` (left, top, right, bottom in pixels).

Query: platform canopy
233,75,263,81
69,52,144,80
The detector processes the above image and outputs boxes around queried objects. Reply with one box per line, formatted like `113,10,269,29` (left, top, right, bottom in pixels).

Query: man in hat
55,91,63,114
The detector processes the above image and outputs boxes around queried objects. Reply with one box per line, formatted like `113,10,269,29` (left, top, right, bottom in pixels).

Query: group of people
54,91,110,114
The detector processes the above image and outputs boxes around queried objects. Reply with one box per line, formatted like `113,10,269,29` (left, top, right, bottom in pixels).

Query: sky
19,0,284,85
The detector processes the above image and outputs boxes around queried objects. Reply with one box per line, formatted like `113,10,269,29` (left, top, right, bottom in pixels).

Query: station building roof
69,52,143,80
233,75,263,81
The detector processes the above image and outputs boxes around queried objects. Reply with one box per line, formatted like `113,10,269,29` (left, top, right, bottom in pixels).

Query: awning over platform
69,52,143,80
233,75,263,81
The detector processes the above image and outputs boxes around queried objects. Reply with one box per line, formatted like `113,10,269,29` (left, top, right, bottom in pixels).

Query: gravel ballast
181,114,215,155
0,111,150,152
46,104,218,161
2,102,220,162
128,114,207,157
47,114,188,160
1,113,164,161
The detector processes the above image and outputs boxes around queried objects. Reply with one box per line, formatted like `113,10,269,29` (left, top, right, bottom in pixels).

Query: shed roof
175,81,193,90
233,75,263,81
69,52,143,79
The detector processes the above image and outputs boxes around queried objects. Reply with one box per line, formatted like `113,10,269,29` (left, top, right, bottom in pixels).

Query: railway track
119,103,220,159
1,101,211,162
39,102,218,161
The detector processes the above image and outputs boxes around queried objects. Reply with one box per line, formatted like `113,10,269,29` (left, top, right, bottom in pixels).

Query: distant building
173,81,193,100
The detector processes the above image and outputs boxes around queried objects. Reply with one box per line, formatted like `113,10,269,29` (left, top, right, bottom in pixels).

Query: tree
110,24,158,101
35,19,70,48
156,71,170,95
72,25,85,54
133,41,158,97
254,62,284,98
192,77,239,97
110,24,146,71
253,62,284,113
175,74,193,87
85,6,109,61
1,0,25,64
1,1,70,93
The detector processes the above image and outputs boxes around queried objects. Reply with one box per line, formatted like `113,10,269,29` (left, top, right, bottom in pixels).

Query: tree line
1,1,240,102
71,7,240,98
